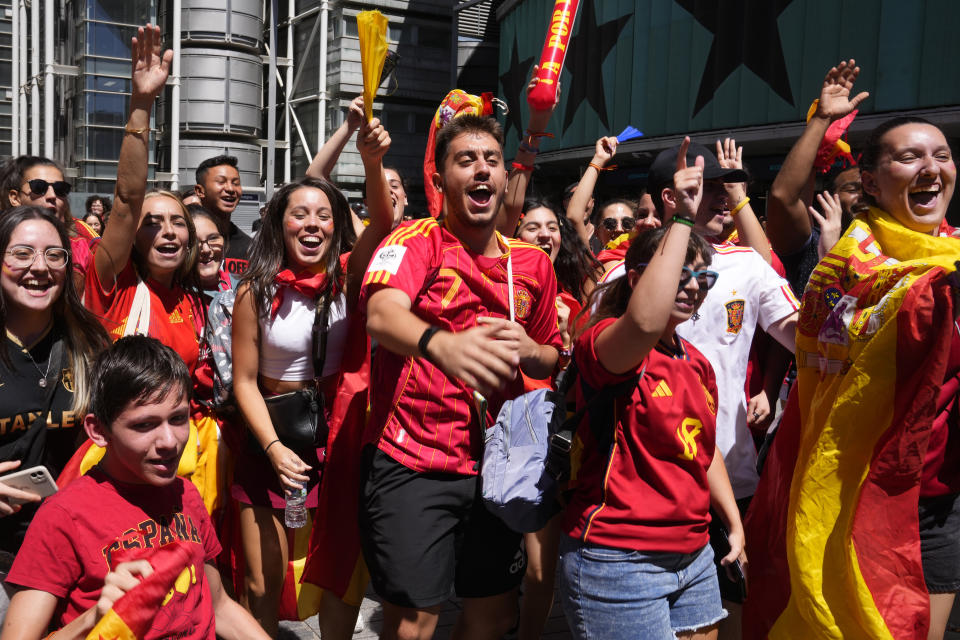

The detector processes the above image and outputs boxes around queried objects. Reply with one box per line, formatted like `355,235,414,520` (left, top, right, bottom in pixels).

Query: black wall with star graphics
498,0,960,156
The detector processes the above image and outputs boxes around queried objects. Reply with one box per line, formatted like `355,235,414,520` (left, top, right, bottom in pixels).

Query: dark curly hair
518,198,600,303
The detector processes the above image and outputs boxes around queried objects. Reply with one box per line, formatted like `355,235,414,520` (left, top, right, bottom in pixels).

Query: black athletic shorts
919,492,960,593
358,446,526,608
709,495,752,604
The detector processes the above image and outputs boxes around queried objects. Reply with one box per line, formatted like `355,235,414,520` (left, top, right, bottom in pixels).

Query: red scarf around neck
271,266,331,319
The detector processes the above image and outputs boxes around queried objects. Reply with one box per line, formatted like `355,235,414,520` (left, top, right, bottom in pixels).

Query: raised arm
595,138,698,375
305,96,364,181
497,66,558,235
346,118,394,310
767,60,868,256
566,136,617,247
716,138,771,264
94,24,171,287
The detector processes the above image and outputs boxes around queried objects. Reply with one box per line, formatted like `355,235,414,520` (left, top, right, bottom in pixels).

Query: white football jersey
676,244,798,498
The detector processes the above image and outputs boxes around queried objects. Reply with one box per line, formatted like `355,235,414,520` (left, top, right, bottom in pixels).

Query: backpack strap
545,361,646,482
311,289,333,380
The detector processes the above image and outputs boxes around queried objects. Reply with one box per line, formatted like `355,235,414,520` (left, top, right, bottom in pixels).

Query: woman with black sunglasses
558,143,742,640
0,157,97,295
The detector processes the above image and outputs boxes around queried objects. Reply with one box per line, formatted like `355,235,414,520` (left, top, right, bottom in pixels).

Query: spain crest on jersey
725,299,745,334
514,288,532,320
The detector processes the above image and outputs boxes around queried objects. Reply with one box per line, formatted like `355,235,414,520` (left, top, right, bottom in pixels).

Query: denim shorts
559,536,727,640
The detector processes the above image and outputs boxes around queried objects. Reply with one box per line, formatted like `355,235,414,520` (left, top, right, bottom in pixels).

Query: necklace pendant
38,378,46,388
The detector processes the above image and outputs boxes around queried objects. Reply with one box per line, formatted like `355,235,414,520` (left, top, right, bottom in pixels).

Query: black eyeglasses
23,179,72,198
198,234,225,249
637,263,719,290
602,217,636,232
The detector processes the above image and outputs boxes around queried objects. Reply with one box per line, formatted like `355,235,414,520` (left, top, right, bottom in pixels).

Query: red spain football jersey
360,218,562,475
563,317,719,553
85,259,202,375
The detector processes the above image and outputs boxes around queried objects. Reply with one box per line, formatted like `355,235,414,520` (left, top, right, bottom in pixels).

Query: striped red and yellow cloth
85,542,193,640
744,208,959,639
301,307,371,606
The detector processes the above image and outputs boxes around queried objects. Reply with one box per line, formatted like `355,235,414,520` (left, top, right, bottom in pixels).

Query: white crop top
259,289,348,381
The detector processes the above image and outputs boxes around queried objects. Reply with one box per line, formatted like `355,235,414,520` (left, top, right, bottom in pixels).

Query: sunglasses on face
5,245,70,269
601,216,636,232
23,179,72,198
637,262,719,290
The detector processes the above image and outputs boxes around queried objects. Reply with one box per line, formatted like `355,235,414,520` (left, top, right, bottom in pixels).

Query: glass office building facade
68,0,156,196
2,0,461,223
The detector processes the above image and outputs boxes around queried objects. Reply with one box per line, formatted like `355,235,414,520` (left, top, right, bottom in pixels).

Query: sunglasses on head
601,217,636,232
24,179,72,198
637,262,719,290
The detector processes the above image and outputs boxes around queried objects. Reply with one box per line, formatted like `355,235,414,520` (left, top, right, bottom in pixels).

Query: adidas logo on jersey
652,379,672,398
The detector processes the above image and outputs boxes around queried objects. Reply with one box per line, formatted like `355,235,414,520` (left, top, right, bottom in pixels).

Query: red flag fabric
743,209,959,639
85,541,193,640
301,308,371,605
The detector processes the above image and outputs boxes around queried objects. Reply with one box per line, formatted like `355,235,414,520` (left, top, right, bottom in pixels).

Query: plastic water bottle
284,482,307,528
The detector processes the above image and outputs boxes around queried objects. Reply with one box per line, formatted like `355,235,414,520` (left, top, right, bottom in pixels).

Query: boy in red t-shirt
359,114,562,640
1,337,267,640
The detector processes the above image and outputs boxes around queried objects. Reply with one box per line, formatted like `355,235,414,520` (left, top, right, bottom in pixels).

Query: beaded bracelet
730,197,751,216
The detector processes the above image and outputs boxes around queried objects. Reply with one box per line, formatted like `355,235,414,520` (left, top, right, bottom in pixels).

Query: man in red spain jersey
358,114,562,640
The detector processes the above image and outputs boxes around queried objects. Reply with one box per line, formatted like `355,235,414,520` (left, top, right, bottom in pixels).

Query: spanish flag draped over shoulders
744,208,959,640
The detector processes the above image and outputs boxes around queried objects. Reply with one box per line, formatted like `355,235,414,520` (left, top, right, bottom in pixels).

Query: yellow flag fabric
67,416,219,515
357,11,388,122
755,208,958,639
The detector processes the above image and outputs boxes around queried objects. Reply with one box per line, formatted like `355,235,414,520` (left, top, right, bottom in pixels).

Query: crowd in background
0,21,956,640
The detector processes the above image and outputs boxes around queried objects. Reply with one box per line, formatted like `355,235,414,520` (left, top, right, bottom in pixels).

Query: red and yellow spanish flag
744,208,959,639
85,541,193,640
301,310,371,607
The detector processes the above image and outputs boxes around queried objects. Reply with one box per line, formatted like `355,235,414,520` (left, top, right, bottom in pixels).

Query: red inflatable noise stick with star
807,99,858,173
527,0,581,111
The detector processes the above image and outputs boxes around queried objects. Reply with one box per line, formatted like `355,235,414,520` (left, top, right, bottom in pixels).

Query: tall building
3,0,461,229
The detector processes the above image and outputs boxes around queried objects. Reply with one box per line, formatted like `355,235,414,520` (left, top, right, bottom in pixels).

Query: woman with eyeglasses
189,205,231,293
0,206,110,571
0,157,97,295
558,147,744,640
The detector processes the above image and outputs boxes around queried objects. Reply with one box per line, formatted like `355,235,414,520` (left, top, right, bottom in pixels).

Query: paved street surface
278,585,572,639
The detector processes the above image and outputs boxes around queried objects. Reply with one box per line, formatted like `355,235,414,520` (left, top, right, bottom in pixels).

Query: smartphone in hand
0,465,58,506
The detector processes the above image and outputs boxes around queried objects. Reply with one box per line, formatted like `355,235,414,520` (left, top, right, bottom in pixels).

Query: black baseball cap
647,140,748,198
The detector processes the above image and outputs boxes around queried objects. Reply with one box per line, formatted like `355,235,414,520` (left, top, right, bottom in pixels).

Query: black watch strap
418,326,441,363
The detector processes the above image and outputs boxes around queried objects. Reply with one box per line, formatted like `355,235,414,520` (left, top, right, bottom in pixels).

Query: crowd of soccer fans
0,22,957,640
